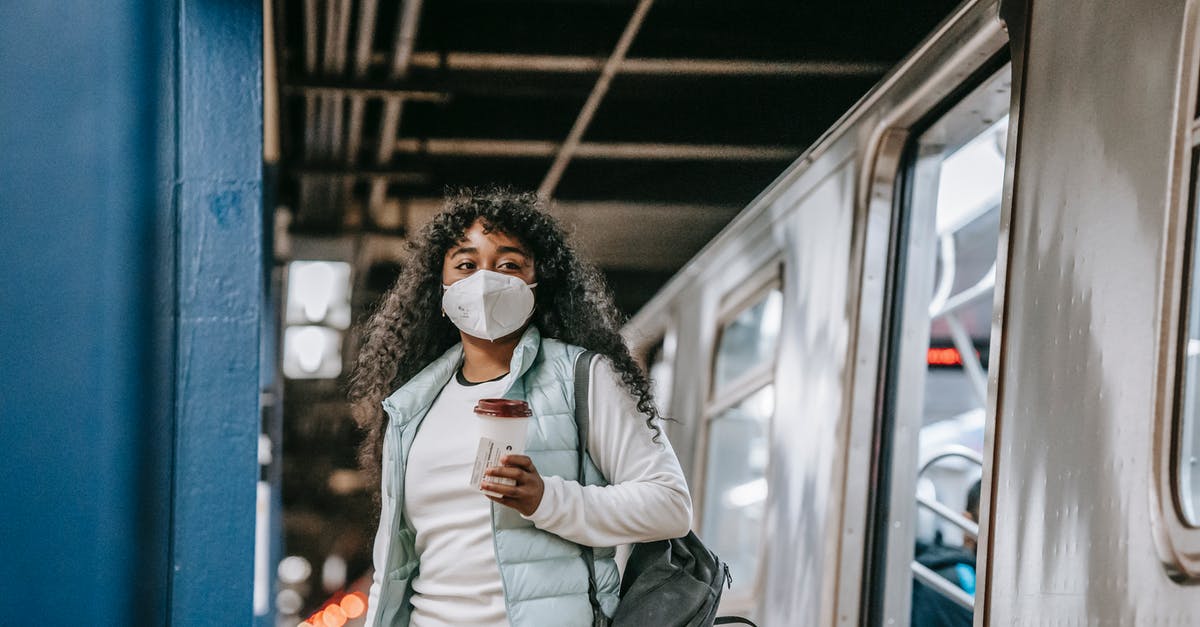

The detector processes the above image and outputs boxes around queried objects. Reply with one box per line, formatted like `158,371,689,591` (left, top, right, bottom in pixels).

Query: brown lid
473,398,532,418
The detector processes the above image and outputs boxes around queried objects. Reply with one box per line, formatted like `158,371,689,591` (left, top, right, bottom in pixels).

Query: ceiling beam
289,166,430,184
369,0,425,219
345,0,379,165
389,138,799,161
284,81,449,102
539,0,655,199
401,51,891,78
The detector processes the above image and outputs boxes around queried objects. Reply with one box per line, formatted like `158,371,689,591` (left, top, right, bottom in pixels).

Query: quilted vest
366,326,620,627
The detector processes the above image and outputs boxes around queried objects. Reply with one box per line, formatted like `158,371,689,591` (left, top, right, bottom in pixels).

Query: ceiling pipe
538,0,655,199
299,0,320,216
369,0,424,221
346,0,379,165
402,51,891,78
284,83,448,101
391,138,798,161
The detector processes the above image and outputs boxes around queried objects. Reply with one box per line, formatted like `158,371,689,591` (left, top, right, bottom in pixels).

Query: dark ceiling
272,0,964,613
274,0,963,313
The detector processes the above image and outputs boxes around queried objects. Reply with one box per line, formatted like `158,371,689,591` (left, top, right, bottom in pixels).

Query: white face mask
442,270,537,341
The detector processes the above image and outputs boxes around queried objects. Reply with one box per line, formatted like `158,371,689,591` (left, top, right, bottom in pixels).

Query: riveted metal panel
985,0,1200,622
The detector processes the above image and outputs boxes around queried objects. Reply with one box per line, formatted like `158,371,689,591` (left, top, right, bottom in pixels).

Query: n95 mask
441,270,537,341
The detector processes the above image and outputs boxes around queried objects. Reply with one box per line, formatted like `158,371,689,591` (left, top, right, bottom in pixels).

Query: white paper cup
469,399,532,497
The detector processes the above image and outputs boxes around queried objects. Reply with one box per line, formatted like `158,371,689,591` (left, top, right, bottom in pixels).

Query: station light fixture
283,325,344,379
283,260,352,379
286,260,352,329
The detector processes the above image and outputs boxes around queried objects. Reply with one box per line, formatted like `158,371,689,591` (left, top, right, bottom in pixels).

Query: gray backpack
573,351,757,627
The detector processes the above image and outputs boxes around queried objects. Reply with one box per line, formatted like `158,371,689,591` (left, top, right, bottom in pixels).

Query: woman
349,189,692,627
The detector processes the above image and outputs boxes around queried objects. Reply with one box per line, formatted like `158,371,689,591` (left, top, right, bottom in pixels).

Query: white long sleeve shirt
402,357,692,627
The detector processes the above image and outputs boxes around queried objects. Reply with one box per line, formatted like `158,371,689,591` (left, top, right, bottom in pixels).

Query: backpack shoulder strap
572,350,605,626
573,349,598,480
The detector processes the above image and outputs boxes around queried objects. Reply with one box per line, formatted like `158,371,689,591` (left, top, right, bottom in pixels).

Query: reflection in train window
871,63,1010,624
712,289,783,394
701,384,774,590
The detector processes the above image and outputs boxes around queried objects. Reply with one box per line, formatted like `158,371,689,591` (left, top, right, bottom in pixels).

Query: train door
865,63,1011,626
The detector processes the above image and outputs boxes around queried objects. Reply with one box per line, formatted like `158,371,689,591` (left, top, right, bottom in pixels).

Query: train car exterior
624,0,1200,624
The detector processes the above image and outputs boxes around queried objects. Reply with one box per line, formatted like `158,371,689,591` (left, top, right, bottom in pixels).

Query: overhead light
286,261,352,329
283,325,343,379
277,555,312,585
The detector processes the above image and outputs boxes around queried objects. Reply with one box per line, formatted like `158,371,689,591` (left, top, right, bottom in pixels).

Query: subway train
621,0,1200,624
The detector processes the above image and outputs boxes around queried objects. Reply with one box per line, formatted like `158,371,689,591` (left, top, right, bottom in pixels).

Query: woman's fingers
480,479,521,497
500,454,535,472
483,466,524,481
482,456,544,516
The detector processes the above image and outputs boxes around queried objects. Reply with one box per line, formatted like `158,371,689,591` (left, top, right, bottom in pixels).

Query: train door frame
856,53,1013,626
692,259,784,616
1152,0,1200,582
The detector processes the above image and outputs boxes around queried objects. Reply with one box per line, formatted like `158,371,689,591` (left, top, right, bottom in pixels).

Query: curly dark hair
348,187,663,493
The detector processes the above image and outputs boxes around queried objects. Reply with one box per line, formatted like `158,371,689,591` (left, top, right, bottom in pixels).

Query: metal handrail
917,493,979,539
930,261,996,320
919,444,983,477
911,561,974,611
928,233,957,317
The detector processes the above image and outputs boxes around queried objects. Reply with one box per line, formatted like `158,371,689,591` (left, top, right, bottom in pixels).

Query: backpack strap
573,350,606,626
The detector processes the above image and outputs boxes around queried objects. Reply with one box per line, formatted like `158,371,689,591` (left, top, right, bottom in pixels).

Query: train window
869,64,1011,624
701,383,774,587
1179,96,1200,527
1151,15,1200,580
700,277,782,612
712,289,783,394
1182,188,1200,526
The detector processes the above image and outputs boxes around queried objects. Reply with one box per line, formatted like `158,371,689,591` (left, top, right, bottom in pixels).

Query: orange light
340,592,366,619
323,603,347,626
927,347,962,366
309,611,324,626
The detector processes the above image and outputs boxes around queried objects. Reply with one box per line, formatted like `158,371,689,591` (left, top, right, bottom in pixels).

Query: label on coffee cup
470,437,517,497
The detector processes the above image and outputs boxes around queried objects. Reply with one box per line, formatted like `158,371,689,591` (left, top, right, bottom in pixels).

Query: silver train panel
761,161,858,626
984,0,1200,623
626,0,1200,623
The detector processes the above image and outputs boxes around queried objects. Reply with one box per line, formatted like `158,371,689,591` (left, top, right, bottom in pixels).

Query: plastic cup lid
474,398,533,418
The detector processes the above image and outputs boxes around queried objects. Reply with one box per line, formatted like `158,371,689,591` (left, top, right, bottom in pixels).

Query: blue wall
0,1,264,623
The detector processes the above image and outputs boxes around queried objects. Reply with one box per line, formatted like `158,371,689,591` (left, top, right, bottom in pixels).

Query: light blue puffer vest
368,326,620,626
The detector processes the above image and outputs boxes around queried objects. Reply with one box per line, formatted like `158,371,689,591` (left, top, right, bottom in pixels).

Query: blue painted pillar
166,0,265,623
0,1,264,624
0,2,161,623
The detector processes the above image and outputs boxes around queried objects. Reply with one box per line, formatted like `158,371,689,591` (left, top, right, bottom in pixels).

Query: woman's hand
482,454,544,516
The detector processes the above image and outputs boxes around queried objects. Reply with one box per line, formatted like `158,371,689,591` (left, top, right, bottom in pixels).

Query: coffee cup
469,398,532,497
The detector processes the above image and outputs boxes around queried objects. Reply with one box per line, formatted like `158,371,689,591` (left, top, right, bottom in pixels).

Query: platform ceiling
275,0,964,315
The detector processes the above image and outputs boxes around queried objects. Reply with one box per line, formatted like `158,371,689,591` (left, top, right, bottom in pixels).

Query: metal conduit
403,52,892,77
391,138,798,161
